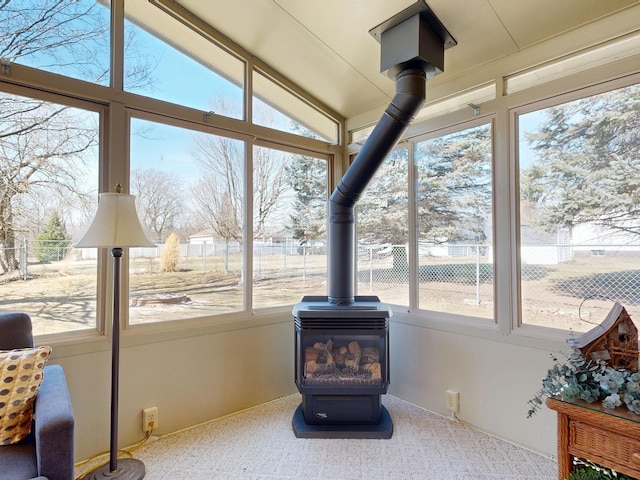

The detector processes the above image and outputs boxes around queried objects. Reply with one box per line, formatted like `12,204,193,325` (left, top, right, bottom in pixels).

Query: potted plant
527,335,640,418
529,337,640,480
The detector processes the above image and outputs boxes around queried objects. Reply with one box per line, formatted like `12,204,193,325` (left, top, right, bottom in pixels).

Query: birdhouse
570,302,639,371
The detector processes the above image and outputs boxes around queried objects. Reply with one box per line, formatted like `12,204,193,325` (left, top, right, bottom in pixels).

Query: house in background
520,226,571,265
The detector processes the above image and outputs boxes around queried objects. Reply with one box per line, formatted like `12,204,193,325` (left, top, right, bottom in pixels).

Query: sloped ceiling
174,0,640,120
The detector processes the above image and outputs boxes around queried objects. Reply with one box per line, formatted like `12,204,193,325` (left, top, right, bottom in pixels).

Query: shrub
161,233,180,272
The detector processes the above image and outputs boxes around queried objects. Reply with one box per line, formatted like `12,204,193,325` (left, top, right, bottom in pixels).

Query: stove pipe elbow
327,65,430,305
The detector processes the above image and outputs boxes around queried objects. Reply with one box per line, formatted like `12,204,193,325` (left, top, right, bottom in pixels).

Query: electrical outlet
142,406,158,432
446,390,459,413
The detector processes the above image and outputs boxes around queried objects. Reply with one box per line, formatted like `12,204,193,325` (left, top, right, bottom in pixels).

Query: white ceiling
174,0,640,120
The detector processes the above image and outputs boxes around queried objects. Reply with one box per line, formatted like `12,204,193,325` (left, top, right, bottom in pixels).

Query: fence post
475,242,480,306
22,239,28,280
203,241,207,271
302,245,306,283
283,243,287,270
369,246,374,292
224,240,229,273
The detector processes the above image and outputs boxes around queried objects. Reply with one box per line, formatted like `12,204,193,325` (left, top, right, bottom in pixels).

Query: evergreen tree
358,148,409,245
521,83,640,235
284,156,327,251
415,124,492,244
34,212,71,262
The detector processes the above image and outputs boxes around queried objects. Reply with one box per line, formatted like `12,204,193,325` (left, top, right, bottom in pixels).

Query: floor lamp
76,185,153,480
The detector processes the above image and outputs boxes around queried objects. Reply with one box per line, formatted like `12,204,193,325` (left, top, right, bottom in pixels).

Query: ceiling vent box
370,1,456,77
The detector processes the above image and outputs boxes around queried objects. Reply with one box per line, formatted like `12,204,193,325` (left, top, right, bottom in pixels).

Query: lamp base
84,458,145,480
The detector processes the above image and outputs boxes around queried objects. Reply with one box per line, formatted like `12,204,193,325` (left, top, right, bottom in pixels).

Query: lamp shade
76,193,154,248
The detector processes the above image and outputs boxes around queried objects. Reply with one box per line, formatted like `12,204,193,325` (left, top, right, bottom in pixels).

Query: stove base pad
292,404,393,439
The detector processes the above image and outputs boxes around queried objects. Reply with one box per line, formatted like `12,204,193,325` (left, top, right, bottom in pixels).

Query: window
506,32,640,95
252,146,328,308
517,81,640,331
0,91,100,335
0,0,111,85
253,70,338,143
124,2,244,119
415,123,494,319
357,148,409,306
128,117,245,323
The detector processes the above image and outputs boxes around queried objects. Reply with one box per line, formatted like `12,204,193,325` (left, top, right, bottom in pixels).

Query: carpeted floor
110,395,558,479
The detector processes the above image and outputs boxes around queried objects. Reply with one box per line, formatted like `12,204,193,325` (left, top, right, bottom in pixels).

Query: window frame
409,118,497,325
510,70,640,338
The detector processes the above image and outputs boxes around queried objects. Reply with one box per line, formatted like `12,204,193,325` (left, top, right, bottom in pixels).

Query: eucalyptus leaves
527,341,640,417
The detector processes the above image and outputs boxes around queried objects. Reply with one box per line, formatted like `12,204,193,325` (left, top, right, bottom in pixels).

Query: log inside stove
304,340,382,386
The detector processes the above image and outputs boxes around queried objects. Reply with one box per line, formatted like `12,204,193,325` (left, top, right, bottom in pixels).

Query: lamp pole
110,247,123,472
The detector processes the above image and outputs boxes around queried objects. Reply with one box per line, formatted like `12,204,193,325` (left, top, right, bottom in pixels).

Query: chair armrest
34,365,74,480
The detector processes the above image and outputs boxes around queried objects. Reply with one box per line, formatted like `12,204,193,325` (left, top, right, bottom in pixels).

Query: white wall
52,314,297,461
48,308,562,462
389,315,561,457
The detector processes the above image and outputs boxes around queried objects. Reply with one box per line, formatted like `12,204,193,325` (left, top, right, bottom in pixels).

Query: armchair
0,312,74,480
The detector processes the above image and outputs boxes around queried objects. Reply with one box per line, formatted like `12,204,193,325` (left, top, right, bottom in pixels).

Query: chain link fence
1,239,76,281
5,239,640,322
357,243,493,310
357,242,640,323
520,243,640,328
1,239,327,280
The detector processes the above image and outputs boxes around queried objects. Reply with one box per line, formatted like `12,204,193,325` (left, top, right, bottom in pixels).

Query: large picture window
252,146,328,308
253,70,338,143
128,117,245,324
124,1,244,119
517,82,640,331
0,91,100,335
415,123,494,319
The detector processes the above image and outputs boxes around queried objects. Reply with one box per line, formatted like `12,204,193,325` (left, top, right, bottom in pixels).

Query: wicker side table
546,397,640,479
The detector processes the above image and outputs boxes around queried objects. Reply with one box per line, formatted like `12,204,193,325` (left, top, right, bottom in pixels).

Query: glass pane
415,124,494,319
357,148,409,306
253,70,338,143
506,33,640,95
0,0,110,85
129,118,245,323
0,92,99,335
518,83,640,331
124,2,244,119
252,146,327,308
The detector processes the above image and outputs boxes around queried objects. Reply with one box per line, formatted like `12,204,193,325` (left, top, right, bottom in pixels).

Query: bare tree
131,168,184,244
190,135,244,242
1,0,155,89
1,0,110,80
0,95,96,272
253,146,288,238
189,132,290,244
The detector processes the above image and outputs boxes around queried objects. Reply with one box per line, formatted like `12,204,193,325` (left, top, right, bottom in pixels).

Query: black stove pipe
326,2,454,306
328,63,433,305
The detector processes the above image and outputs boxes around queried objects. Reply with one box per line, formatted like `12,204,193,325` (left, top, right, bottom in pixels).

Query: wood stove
292,1,455,439
292,295,392,438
